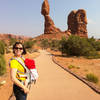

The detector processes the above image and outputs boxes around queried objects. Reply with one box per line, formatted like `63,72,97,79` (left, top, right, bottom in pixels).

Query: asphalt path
27,50,100,100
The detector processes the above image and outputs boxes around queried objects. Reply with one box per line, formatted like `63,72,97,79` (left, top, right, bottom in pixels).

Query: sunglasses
15,47,23,50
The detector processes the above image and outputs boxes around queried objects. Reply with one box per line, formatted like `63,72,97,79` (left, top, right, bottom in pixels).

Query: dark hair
13,42,26,55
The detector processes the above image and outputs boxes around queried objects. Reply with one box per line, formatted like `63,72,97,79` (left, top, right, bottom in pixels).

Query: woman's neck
14,55,22,58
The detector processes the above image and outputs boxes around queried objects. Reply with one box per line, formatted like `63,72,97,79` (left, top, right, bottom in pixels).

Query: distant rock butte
67,9,88,37
0,33,30,44
41,0,62,34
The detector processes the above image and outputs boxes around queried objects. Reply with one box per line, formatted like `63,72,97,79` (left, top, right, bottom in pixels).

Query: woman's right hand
24,87,29,94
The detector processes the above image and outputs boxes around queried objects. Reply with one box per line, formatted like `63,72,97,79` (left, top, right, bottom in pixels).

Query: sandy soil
27,50,100,100
0,51,40,100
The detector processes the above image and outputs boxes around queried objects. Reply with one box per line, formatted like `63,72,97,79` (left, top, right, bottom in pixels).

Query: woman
9,42,29,100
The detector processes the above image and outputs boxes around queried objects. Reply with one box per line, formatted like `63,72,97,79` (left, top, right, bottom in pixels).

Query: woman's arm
10,68,29,94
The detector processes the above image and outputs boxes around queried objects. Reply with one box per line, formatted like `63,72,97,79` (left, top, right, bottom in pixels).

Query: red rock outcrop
0,33,30,44
41,0,50,16
67,9,88,37
41,0,62,34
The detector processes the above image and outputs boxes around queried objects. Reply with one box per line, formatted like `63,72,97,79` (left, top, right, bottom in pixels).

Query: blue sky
0,0,100,38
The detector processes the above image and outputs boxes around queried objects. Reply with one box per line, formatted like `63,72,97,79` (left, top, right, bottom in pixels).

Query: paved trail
27,50,100,100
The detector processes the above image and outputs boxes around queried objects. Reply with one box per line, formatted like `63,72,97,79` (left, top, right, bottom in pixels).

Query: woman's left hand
23,87,29,94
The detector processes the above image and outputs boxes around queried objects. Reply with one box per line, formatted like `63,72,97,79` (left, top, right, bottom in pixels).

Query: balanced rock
41,0,62,34
41,0,50,16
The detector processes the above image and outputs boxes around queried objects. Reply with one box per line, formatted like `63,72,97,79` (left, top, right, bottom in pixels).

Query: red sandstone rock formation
41,1,88,38
41,0,62,34
41,0,50,16
0,33,30,44
67,9,88,37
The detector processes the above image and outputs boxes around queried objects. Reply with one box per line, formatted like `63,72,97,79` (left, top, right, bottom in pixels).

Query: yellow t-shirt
10,57,26,81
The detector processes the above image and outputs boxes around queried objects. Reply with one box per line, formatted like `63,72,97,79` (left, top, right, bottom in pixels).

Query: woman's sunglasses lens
15,47,23,50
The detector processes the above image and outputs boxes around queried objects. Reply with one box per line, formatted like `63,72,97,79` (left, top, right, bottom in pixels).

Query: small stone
0,80,6,85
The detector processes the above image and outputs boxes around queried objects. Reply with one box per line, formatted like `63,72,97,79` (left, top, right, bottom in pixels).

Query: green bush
0,55,6,76
9,38,17,46
40,39,49,49
67,35,95,56
49,39,60,51
87,37,100,51
79,38,97,57
0,41,5,55
26,48,38,53
24,40,36,49
86,73,99,83
5,47,11,54
68,65,75,69
59,36,67,54
1,40,7,47
60,35,99,58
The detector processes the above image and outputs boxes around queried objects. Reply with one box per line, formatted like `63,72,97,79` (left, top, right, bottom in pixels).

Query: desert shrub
59,36,67,54
87,37,100,51
40,39,49,49
79,38,97,57
49,39,60,51
0,41,5,55
86,73,99,83
1,40,7,47
68,65,80,69
9,38,17,46
67,36,94,56
0,55,6,76
24,40,36,49
60,35,99,58
27,48,38,53
68,65,75,69
5,47,11,54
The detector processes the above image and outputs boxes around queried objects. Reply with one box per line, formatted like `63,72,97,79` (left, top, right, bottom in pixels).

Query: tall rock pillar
41,0,61,34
